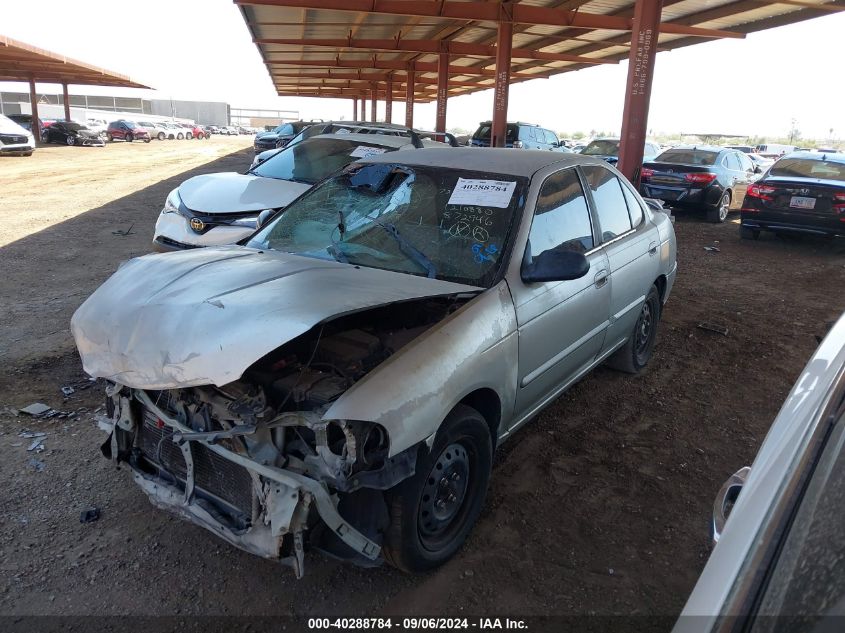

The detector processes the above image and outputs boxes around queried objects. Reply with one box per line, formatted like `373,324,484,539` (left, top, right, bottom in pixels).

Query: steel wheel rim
66,136,74,145
418,442,471,548
635,301,653,357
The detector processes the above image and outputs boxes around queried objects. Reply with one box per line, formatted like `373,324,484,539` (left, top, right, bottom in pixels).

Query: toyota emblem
189,217,205,232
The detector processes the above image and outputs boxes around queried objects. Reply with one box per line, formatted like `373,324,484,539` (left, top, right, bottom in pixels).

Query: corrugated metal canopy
236,0,844,102
0,35,149,88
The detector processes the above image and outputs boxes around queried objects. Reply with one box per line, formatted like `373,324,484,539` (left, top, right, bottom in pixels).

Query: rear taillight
683,172,717,184
746,184,777,201
640,168,654,180
834,192,845,215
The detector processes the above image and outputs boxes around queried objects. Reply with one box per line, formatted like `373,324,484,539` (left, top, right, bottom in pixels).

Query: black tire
106,133,113,142
186,132,193,140
740,226,760,240
66,135,75,146
126,133,134,143
383,404,492,573
144,138,151,143
606,284,661,374
706,190,731,223
157,132,165,141
42,132,50,144
177,133,184,140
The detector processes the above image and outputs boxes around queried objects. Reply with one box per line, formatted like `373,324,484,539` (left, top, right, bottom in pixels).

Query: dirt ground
1,140,844,624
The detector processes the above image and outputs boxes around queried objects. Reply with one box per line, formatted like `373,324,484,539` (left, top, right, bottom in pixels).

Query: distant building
0,91,230,126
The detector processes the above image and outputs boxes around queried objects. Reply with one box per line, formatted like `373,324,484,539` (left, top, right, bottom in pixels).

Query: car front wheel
66,135,75,146
383,404,492,573
158,132,165,141
607,284,661,373
126,133,134,143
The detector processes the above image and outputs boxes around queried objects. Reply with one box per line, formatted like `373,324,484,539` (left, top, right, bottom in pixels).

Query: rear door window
582,165,633,241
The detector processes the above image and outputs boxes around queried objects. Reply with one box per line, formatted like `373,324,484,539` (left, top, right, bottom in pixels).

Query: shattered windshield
248,163,527,287
251,137,398,185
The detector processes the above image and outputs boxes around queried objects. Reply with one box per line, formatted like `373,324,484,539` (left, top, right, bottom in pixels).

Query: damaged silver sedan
72,148,677,577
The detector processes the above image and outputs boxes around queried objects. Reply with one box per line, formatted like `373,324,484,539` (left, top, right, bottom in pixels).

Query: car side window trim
578,164,635,246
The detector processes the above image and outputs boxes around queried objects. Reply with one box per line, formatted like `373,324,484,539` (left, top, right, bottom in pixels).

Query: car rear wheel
177,133,184,140
383,404,492,573
157,132,165,141
740,226,760,240
126,133,134,143
143,138,151,143
707,191,731,223
607,284,661,374
66,136,75,146
106,133,113,142
186,132,193,140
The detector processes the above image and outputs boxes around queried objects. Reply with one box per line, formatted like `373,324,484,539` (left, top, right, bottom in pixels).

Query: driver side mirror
256,209,276,229
521,249,590,283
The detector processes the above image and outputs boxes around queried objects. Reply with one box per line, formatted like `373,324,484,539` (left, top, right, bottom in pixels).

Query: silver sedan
71,148,677,577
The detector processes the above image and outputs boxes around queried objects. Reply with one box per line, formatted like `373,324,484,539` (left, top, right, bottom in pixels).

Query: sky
2,0,843,140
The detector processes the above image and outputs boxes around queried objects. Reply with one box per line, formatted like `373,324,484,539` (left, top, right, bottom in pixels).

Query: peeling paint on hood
71,246,480,390
178,172,310,213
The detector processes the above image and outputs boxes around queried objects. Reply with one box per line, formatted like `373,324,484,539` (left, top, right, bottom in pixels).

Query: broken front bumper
101,389,381,577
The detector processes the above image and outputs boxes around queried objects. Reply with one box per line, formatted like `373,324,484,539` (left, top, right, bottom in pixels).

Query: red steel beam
256,37,616,64
617,0,663,184
271,72,493,88
491,19,513,148
239,0,744,38
435,52,448,133
405,70,415,128
266,57,556,78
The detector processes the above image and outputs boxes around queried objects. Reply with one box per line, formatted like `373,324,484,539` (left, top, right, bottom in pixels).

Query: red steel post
491,18,513,148
435,52,448,133
385,77,393,123
370,83,377,121
405,69,415,128
29,78,40,142
62,83,71,122
617,0,664,184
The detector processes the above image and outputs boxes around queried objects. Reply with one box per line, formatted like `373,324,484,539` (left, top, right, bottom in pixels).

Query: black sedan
740,151,845,240
640,145,758,223
253,120,312,153
42,121,105,147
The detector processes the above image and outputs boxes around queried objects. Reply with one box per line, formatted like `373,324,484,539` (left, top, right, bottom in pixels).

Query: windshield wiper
374,221,436,279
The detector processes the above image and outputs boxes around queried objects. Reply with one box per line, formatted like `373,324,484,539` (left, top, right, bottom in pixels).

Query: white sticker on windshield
447,178,517,208
350,145,388,158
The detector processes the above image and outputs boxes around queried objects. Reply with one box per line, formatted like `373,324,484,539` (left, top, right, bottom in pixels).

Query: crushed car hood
178,172,311,214
71,247,480,390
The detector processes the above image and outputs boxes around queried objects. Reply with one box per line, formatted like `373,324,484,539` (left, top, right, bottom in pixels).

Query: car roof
781,150,845,164
309,132,443,149
662,144,725,152
359,147,609,177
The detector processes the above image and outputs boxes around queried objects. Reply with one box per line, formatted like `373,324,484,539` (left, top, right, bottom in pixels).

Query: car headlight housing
162,188,182,214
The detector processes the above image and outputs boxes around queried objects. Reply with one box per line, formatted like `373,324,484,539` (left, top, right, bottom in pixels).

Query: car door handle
594,269,608,288
648,241,658,255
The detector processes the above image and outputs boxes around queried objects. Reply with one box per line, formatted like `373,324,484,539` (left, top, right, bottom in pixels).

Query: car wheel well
457,389,501,451
654,274,667,304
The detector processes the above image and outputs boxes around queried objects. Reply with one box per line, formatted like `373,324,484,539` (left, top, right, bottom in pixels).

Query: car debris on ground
698,322,730,336
80,507,100,523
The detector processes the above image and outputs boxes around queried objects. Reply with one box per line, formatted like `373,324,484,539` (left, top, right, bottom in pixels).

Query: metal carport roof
236,0,845,103
0,35,148,88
